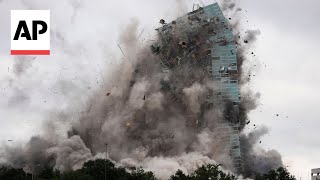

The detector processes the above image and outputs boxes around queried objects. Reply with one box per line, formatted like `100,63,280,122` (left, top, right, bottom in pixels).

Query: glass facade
205,3,243,172
156,2,243,172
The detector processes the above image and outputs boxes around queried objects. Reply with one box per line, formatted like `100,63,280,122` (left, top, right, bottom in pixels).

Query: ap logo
11,10,50,55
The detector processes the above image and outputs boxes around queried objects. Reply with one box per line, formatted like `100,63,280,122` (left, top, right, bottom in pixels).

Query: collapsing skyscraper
154,2,243,172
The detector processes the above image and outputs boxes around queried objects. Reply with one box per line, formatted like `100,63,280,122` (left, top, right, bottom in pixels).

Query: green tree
79,159,130,180
170,169,189,180
0,166,31,180
61,169,91,180
37,167,60,180
191,164,236,180
254,167,296,180
77,159,156,180
0,159,157,180
170,164,236,180
128,167,157,180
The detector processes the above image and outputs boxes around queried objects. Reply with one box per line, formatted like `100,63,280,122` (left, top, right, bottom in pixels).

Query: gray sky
0,0,319,179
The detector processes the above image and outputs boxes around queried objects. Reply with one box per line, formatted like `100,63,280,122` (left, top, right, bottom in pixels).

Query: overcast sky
0,0,319,179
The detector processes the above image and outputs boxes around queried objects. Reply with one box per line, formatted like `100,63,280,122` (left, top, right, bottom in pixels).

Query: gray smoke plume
4,56,36,109
1,1,283,179
222,0,236,11
12,56,36,77
121,152,217,179
183,83,206,114
241,127,283,177
224,1,283,176
47,135,92,171
244,30,261,44
7,88,30,107
1,134,92,174
2,136,55,174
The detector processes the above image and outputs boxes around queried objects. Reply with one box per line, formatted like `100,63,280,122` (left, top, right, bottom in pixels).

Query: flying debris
138,28,145,39
154,2,244,172
1,2,282,179
117,44,126,57
159,19,166,25
126,122,131,128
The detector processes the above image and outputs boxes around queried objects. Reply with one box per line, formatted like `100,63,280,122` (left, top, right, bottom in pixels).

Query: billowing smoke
2,136,55,174
1,0,283,179
241,127,283,177
121,152,217,179
224,1,283,176
47,135,92,172
222,0,236,11
12,56,36,77
244,30,261,44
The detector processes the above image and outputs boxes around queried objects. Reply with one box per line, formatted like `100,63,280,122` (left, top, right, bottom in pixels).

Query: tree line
0,158,296,180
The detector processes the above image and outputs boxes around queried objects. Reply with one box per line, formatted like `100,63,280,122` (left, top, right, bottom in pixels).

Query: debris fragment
151,44,161,54
159,19,166,25
129,80,135,87
1,2,275,177
138,28,145,39
117,44,126,57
